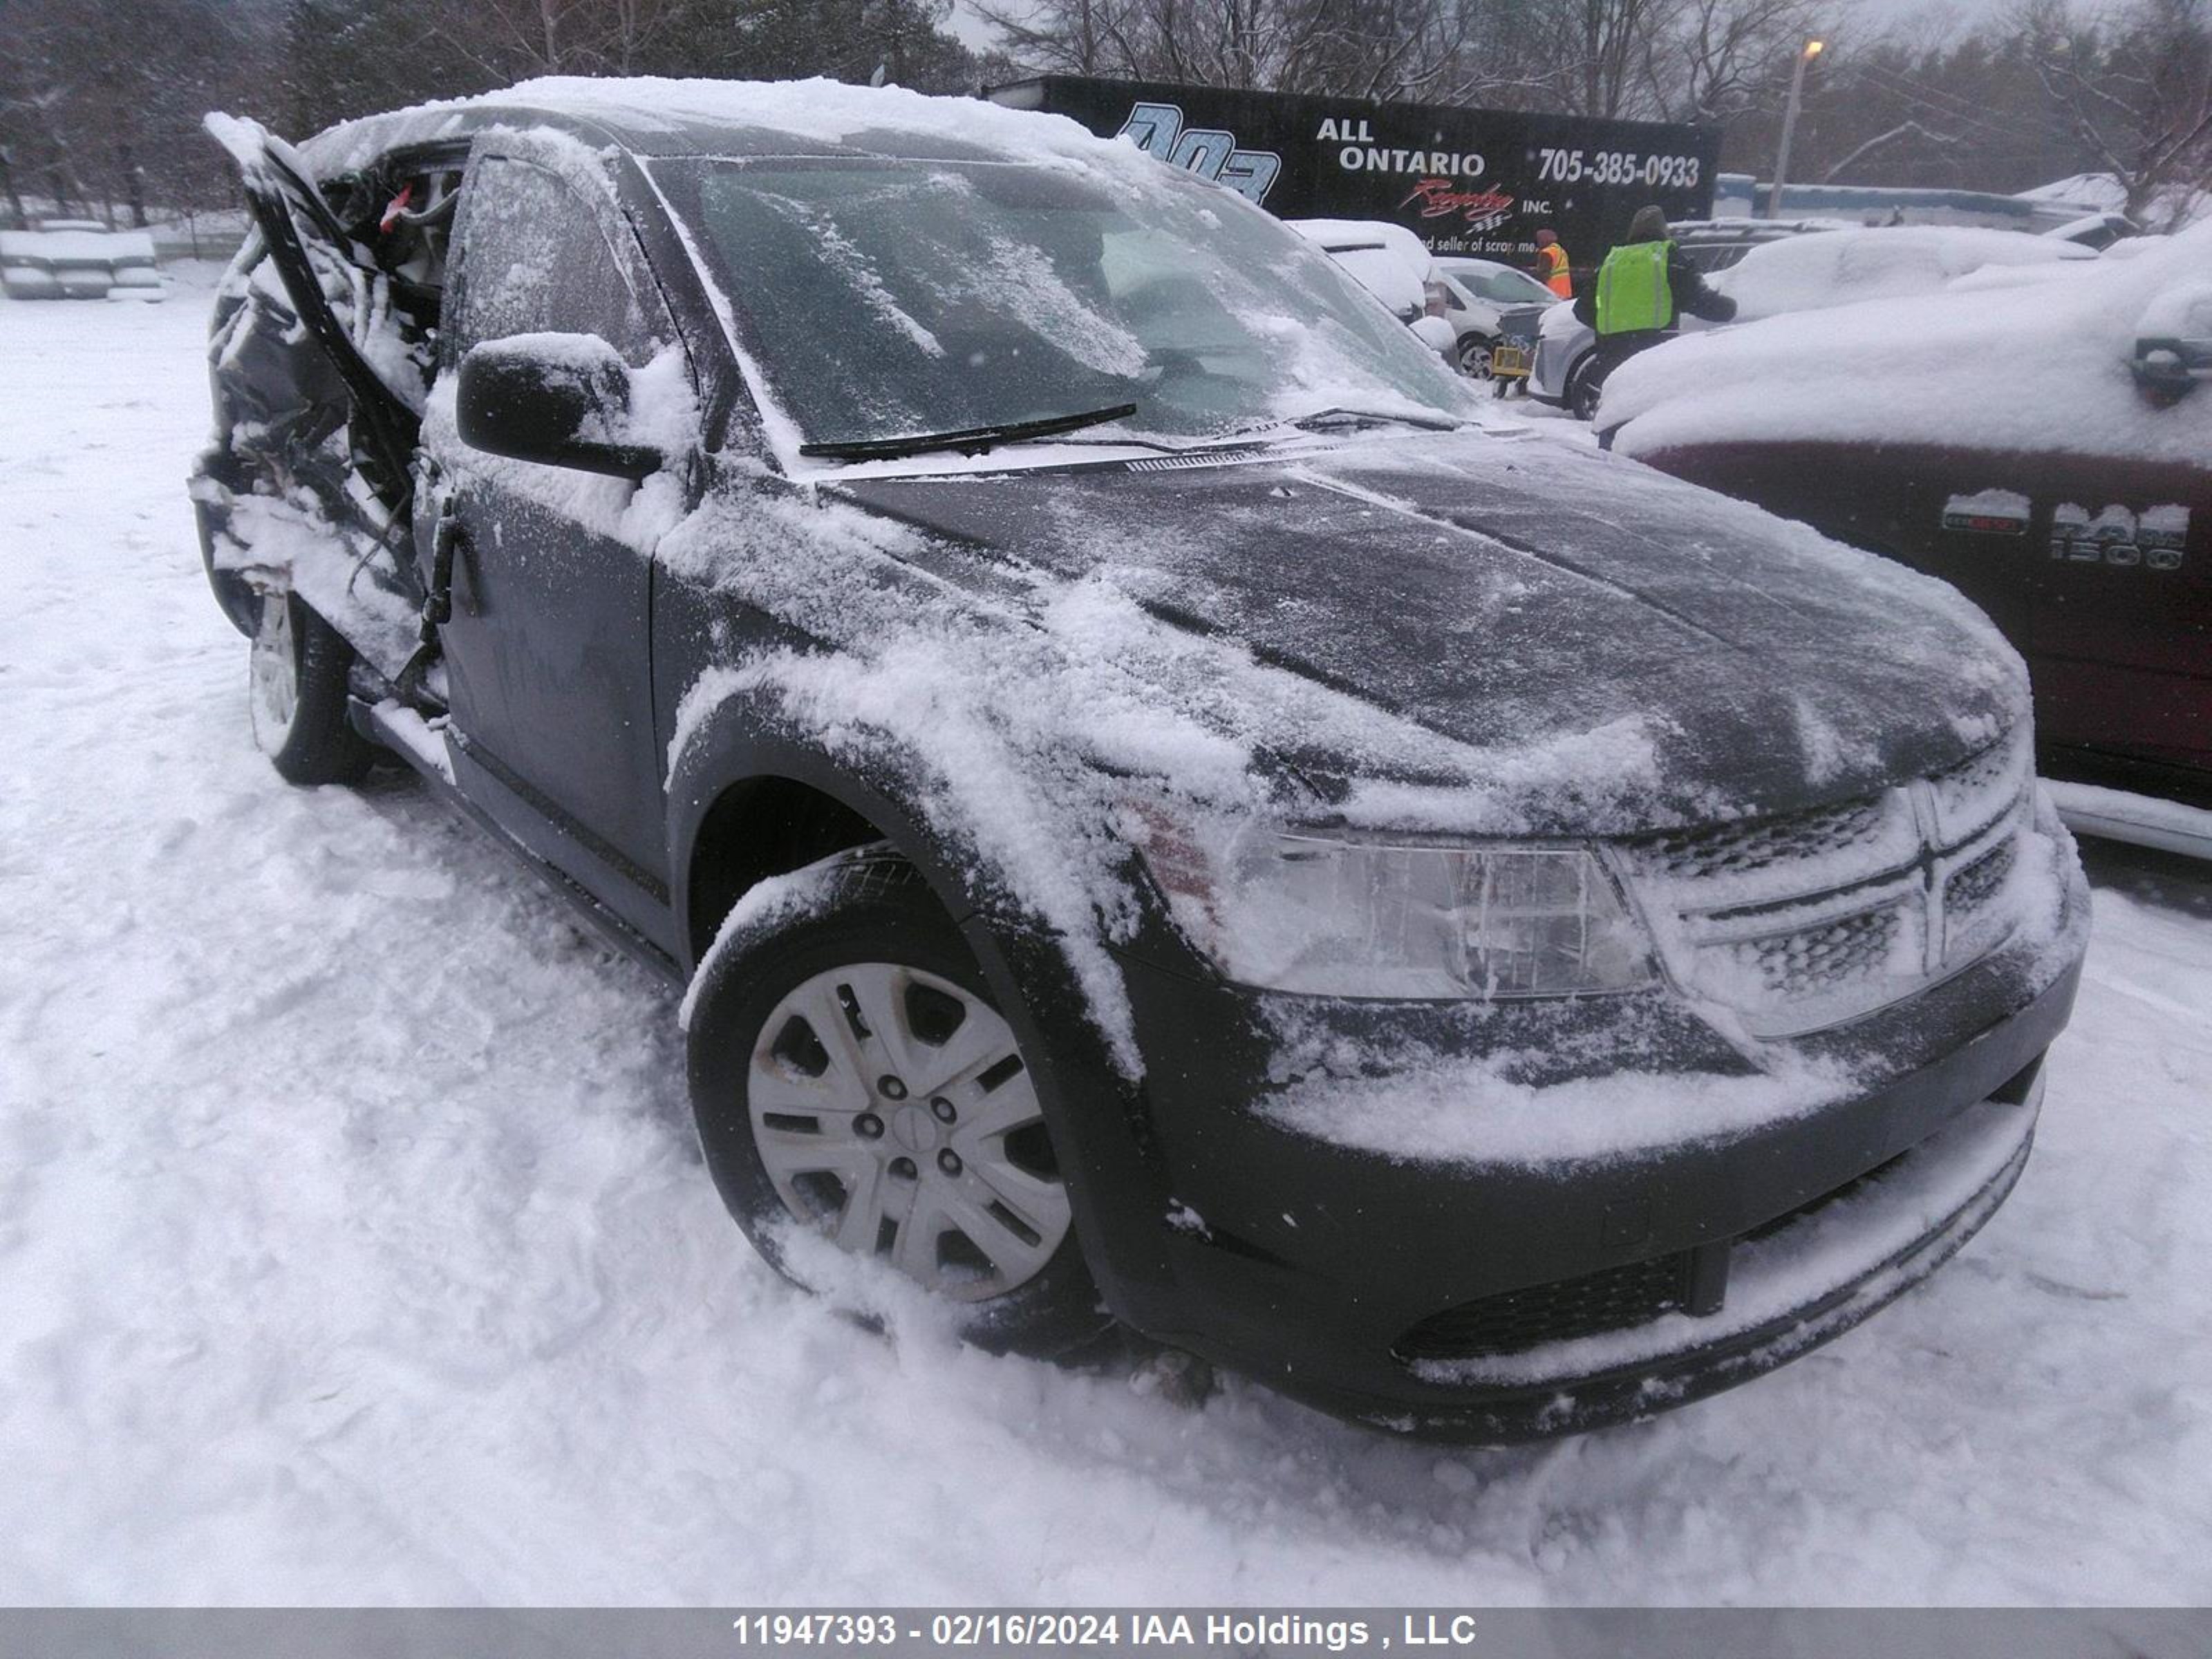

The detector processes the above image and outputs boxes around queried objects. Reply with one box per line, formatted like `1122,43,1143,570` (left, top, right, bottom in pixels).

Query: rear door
424,143,695,945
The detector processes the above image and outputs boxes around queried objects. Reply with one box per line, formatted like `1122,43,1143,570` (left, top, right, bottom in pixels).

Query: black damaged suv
194,78,2088,1439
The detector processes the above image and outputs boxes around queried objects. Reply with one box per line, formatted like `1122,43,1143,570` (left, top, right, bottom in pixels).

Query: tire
686,848,1107,1358
249,592,376,786
1455,334,1494,379
1566,356,1605,422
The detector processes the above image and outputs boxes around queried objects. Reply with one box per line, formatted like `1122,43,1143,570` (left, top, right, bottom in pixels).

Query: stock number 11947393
1536,148,1702,189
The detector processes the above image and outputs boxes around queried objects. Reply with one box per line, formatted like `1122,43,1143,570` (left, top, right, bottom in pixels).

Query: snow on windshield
650,155,1466,451
1609,222,2212,465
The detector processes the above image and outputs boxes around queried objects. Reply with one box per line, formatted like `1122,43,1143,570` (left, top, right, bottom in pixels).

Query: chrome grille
1639,796,1891,882
1943,838,2018,961
1617,731,2032,1036
1728,906,1905,999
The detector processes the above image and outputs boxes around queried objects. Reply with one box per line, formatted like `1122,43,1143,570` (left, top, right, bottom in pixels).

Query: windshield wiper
798,402,1139,462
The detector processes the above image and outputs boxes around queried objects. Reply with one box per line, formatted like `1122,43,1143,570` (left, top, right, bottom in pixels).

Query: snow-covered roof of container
297,75,1160,178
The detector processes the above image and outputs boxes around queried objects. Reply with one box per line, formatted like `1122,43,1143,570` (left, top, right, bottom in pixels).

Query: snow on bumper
1405,1080,2039,1398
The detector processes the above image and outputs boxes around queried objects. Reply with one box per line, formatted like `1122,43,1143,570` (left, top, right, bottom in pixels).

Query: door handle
422,500,469,632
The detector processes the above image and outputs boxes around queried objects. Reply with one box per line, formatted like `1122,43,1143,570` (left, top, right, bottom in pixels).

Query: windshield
651,156,1469,453
1443,262,1554,306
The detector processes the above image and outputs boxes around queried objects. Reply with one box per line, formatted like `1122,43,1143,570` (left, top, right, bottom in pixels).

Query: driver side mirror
456,332,662,478
2131,281,2212,406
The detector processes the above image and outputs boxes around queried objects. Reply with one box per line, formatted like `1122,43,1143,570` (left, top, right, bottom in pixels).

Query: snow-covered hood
827,429,2026,832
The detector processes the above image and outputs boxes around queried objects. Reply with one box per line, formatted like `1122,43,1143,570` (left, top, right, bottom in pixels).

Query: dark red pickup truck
1600,232,2211,834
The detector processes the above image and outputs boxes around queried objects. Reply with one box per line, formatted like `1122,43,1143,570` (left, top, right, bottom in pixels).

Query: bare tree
1817,118,1960,180
1639,0,1828,121
2023,0,2212,223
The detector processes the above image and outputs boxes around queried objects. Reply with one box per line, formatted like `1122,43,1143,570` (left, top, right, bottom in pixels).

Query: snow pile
1710,225,2093,321
2019,171,2212,231
1606,221,2212,466
0,225,157,265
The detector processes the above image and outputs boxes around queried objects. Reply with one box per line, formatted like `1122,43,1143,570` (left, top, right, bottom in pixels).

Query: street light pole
1765,37,1825,220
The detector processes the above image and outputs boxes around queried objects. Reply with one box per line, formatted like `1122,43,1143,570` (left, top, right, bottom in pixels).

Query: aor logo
1117,102,1282,204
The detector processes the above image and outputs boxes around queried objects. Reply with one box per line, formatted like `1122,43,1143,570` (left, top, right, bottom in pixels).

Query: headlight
1128,809,1657,999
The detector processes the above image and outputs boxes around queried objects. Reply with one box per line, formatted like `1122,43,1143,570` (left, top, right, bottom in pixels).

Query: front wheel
249,592,375,785
1455,334,1495,379
686,850,1107,1357
1566,355,1606,422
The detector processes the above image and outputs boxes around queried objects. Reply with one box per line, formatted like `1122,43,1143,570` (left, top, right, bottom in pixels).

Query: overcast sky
947,0,2031,61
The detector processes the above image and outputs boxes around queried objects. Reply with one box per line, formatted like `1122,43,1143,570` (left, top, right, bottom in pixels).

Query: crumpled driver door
203,113,422,514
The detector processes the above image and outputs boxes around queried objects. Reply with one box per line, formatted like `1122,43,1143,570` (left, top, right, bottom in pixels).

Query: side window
446,156,667,368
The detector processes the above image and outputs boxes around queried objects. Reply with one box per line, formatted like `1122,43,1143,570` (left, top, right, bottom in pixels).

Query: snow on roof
1606,221,2212,467
1285,218,1435,312
1710,224,2092,321
2016,172,2127,212
2017,171,2212,230
297,75,1152,178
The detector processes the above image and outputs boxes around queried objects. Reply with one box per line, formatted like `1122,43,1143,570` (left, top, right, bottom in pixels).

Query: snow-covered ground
3,272,2210,1606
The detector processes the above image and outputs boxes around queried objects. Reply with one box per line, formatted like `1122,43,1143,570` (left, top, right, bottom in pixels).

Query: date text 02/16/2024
727,1612,1485,1650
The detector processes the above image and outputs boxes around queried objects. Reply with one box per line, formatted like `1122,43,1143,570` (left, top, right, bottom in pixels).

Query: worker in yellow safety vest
1569,205,1738,413
1533,229,1573,299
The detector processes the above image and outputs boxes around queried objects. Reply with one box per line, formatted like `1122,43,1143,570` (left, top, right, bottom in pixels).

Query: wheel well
686,776,890,962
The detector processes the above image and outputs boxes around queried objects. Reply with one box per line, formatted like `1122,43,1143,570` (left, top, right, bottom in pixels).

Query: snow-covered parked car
1524,218,1833,415
1531,223,2094,418
191,77,2088,1441
1600,222,2212,850
1285,218,1459,363
0,218,163,301
1432,256,1557,377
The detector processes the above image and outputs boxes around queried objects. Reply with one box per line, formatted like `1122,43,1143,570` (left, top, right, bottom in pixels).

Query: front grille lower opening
1391,1250,1693,1365
1393,1105,2002,1369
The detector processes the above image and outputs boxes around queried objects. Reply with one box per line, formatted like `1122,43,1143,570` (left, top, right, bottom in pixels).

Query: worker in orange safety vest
1533,229,1573,299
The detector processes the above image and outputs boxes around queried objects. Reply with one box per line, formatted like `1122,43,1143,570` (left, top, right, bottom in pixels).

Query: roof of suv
301,75,1126,176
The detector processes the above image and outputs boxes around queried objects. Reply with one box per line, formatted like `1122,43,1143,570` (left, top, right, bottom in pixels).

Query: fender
663,681,1185,1313
664,681,1024,971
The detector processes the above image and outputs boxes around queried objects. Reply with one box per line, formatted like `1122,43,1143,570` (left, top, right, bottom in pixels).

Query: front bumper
1071,855,2087,1441
1344,1076,2042,1439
